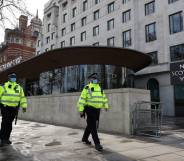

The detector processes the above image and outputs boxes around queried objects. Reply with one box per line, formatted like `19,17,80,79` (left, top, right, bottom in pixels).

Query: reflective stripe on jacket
0,81,27,108
77,83,109,112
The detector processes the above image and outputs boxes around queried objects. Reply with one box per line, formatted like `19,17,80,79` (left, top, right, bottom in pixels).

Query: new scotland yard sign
170,62,184,85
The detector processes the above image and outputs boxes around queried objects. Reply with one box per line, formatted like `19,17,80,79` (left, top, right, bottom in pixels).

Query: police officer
77,73,109,151
0,73,27,147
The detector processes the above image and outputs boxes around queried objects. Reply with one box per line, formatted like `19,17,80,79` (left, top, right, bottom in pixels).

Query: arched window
147,78,160,102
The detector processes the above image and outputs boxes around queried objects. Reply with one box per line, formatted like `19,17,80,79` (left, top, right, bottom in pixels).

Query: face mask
92,79,98,84
10,78,16,82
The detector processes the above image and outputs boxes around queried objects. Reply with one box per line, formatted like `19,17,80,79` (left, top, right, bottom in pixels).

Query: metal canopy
0,46,151,82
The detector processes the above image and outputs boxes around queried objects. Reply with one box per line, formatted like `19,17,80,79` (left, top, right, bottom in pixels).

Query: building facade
36,0,184,116
0,14,42,72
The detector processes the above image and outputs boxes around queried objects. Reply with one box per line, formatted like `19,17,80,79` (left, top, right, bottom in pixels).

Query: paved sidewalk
0,119,184,161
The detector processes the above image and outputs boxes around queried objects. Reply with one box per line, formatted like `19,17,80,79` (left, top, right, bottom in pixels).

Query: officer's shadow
0,145,33,161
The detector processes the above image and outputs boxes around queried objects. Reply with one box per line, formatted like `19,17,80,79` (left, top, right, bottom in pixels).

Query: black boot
95,144,103,151
82,139,91,145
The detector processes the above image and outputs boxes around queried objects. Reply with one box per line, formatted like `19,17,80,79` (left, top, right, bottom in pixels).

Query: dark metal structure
0,46,151,82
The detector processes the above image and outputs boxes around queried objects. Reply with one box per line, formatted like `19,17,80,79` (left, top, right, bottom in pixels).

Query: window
61,41,65,48
107,37,115,46
145,22,156,42
83,0,87,12
51,44,55,50
81,17,87,26
122,0,130,4
70,36,75,46
169,12,183,34
170,44,184,61
61,28,66,36
81,31,86,41
108,2,115,14
72,7,77,18
37,40,41,47
122,9,131,23
93,25,99,36
93,42,99,46
47,23,51,32
71,23,75,32
63,13,67,23
95,0,100,5
47,13,51,19
145,1,155,16
94,10,99,20
62,1,68,8
168,0,179,4
122,30,131,48
148,51,158,65
107,19,114,31
51,32,55,40
46,36,50,44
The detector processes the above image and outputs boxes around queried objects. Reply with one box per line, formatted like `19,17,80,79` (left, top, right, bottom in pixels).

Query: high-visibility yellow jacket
77,82,109,112
0,81,27,109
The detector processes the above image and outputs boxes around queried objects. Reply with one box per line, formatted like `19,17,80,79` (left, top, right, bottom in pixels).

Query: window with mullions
107,37,115,46
71,23,75,32
95,0,100,5
148,51,158,65
81,31,86,42
93,25,99,36
81,17,87,26
170,44,184,62
122,0,130,4
63,13,67,23
108,2,115,14
169,12,183,34
94,10,99,20
70,36,75,46
72,7,77,18
122,30,131,48
145,22,156,42
145,1,155,16
61,41,65,48
83,0,88,12
122,9,131,23
61,28,66,36
107,19,114,31
168,0,179,4
47,23,51,32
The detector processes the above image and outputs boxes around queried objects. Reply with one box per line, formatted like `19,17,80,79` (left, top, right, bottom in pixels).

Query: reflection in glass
25,65,128,96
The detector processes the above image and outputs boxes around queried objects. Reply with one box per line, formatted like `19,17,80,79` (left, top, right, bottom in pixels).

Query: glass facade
25,65,128,96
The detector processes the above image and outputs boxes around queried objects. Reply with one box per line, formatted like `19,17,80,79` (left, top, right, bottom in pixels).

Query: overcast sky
0,0,49,43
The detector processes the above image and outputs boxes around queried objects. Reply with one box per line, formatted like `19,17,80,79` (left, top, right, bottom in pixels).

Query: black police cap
88,73,98,79
8,73,16,78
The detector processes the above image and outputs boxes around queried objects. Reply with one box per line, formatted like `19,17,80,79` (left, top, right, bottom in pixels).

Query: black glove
22,108,26,113
80,112,85,118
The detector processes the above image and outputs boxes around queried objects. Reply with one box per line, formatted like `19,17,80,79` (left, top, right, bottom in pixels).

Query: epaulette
85,85,89,89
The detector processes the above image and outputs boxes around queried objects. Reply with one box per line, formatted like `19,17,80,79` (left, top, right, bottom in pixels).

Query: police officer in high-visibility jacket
0,73,27,147
77,73,109,151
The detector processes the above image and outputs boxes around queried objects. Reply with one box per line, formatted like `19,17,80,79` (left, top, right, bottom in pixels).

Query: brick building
0,12,42,72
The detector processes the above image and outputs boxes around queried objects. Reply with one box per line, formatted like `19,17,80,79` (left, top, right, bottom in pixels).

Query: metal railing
131,101,162,137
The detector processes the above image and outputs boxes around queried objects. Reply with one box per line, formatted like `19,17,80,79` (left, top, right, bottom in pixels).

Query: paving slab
0,119,183,161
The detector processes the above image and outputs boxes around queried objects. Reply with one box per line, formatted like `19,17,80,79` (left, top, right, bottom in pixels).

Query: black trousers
82,106,100,145
0,106,17,140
